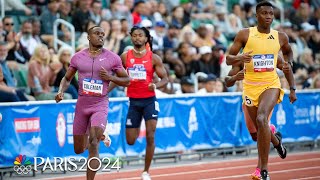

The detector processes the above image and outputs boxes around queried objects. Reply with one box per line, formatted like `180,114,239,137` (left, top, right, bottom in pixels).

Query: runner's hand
100,66,113,81
239,50,253,63
55,92,64,103
148,83,156,91
289,91,297,104
235,70,244,81
282,61,290,73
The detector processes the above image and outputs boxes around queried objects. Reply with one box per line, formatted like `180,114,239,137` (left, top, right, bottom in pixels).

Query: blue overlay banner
1,91,319,166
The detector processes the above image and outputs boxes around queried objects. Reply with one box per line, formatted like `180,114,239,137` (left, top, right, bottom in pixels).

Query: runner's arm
153,54,168,89
279,32,296,89
279,32,297,103
226,29,250,65
225,65,243,87
109,67,130,87
276,55,283,70
108,53,128,92
58,68,77,94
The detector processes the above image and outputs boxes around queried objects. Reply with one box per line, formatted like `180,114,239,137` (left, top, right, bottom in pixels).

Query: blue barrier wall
1,90,319,167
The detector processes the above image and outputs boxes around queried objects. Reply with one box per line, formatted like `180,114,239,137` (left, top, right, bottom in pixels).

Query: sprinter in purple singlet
55,26,129,180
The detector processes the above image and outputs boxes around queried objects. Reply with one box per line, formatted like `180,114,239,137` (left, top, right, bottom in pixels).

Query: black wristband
289,61,293,67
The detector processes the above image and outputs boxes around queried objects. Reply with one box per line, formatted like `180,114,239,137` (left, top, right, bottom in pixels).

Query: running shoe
142,171,151,180
251,167,261,180
274,132,287,159
260,170,270,180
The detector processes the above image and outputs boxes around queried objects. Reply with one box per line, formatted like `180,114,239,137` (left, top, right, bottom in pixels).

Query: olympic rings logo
13,165,32,175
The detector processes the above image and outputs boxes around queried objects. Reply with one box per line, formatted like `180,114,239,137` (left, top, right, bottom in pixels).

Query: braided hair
130,26,153,51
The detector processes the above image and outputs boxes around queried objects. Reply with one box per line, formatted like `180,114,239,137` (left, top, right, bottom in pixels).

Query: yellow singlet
242,27,284,107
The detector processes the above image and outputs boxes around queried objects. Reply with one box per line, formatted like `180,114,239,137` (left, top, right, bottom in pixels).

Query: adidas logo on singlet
267,35,275,39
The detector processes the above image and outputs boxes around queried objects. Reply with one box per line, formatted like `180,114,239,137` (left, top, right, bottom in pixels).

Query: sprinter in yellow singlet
225,56,292,180
226,1,297,180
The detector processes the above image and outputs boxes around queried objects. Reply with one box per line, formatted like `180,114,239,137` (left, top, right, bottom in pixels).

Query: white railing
53,18,75,54
272,2,285,25
192,72,208,93
0,0,4,19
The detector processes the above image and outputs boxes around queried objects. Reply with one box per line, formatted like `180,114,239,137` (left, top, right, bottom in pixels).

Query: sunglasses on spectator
5,23,14,26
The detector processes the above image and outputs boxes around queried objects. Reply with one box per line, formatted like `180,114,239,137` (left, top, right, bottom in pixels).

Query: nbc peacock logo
13,155,32,175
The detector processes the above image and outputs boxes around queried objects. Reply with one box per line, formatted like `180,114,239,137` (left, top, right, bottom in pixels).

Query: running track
43,151,320,180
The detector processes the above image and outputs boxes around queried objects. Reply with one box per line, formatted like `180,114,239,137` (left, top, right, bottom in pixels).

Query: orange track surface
47,151,320,180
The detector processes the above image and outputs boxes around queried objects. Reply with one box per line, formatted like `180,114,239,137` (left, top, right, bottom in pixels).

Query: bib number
82,78,103,96
245,96,253,106
253,54,274,72
128,64,147,80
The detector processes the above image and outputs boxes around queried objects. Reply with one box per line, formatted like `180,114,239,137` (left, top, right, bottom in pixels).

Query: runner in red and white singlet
109,26,168,180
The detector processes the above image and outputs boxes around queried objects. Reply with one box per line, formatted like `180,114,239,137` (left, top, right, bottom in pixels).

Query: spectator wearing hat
194,46,221,78
178,76,194,93
180,0,192,26
197,74,216,94
150,21,166,50
163,24,180,50
140,19,153,29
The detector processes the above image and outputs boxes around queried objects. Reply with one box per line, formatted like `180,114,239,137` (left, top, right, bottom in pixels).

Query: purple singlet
69,48,123,135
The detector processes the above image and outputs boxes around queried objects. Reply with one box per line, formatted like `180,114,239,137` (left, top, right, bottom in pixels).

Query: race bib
128,64,147,80
82,78,103,96
252,54,274,72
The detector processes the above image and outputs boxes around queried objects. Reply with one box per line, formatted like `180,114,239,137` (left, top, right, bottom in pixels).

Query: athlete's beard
134,44,144,49
93,44,103,49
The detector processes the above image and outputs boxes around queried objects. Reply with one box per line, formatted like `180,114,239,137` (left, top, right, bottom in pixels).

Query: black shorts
126,96,159,128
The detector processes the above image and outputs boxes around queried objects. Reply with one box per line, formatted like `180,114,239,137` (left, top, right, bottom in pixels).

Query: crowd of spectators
0,0,320,102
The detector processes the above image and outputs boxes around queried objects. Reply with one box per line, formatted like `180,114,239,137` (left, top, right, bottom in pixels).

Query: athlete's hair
130,26,153,51
87,25,100,34
256,1,273,12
